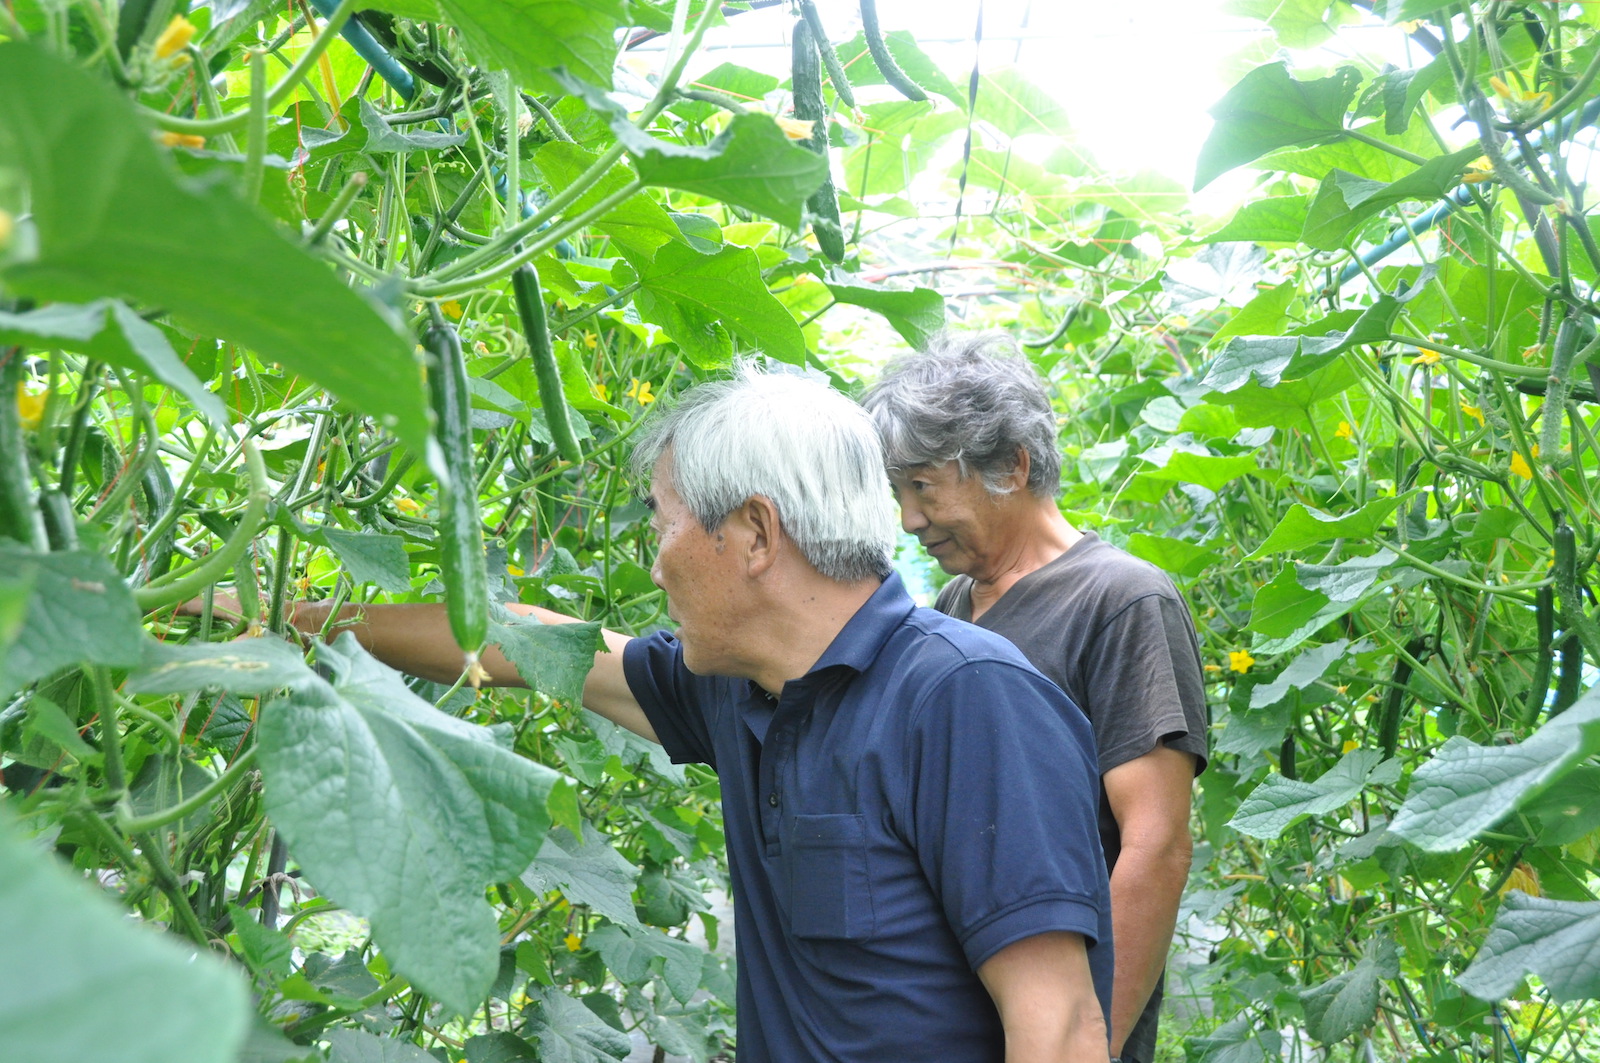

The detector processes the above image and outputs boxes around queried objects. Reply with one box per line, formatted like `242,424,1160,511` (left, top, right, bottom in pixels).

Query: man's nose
650,556,665,590
898,498,926,535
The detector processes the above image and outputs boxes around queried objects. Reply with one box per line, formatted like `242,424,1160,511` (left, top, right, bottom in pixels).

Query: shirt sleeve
1081,591,1210,775
621,631,718,768
902,658,1111,972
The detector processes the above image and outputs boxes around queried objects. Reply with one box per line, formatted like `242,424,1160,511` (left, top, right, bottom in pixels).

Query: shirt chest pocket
785,813,876,940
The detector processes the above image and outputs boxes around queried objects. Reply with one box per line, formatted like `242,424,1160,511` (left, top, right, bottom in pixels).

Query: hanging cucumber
797,0,856,108
792,19,846,263
1524,583,1555,723
0,347,45,550
511,263,584,465
423,307,489,679
859,0,927,101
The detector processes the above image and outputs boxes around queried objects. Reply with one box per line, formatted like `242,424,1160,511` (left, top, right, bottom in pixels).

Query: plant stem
146,0,363,135
117,747,260,834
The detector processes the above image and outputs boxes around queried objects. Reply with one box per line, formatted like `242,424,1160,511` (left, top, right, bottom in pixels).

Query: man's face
647,459,745,675
888,460,1005,578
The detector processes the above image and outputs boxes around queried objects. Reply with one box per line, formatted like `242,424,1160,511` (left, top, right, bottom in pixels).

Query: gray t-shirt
934,532,1209,863
934,531,1209,1063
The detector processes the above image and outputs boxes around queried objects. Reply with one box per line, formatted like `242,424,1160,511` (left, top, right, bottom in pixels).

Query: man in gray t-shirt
867,333,1209,1063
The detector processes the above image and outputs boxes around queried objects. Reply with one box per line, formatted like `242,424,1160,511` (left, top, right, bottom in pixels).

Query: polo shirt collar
808,571,916,676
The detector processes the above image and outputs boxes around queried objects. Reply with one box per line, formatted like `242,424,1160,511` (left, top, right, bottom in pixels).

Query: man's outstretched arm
259,600,656,743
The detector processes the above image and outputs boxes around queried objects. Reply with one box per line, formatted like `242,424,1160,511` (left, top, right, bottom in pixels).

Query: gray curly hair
862,330,1062,498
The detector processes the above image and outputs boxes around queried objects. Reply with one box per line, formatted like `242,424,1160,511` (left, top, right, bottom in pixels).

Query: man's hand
977,931,1109,1063
1102,745,1196,1057
177,596,656,742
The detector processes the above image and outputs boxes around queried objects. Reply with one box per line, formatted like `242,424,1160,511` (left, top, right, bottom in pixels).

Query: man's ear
1009,447,1032,492
736,495,784,576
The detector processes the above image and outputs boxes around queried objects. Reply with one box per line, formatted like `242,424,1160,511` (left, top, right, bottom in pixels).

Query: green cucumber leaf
258,634,557,1015
1195,62,1363,189
0,809,251,1063
0,41,430,452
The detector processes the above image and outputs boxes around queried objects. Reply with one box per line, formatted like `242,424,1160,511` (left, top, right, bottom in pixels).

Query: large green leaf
552,77,828,228
0,545,147,702
1200,331,1355,394
588,924,704,1002
532,143,682,256
524,984,633,1063
1195,62,1363,189
1248,498,1408,559
0,42,430,451
1126,533,1222,578
0,810,251,1063
1189,1012,1282,1063
521,822,643,929
1230,749,1398,838
1136,448,1273,491
627,113,830,230
1226,0,1357,48
1457,893,1600,1002
1211,282,1298,345
1250,638,1355,710
1301,147,1480,250
823,275,946,348
390,0,628,94
1213,359,1360,427
669,63,781,125
634,242,807,366
321,528,413,593
0,301,225,426
128,636,314,696
1390,686,1600,852
487,609,603,706
1199,195,1310,245
1299,936,1399,1042
258,634,558,1014
324,1030,441,1063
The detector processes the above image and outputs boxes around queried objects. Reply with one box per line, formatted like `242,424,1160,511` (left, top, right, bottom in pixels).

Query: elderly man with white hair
282,364,1115,1063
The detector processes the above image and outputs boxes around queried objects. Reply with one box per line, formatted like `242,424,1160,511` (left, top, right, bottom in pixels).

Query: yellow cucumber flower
1412,349,1441,366
154,15,196,59
775,116,817,141
625,378,655,405
1334,421,1354,441
16,383,46,430
156,131,207,150
1228,650,1255,674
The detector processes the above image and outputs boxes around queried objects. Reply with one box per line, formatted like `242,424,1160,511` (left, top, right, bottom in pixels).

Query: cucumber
511,264,584,465
792,19,846,263
423,309,489,672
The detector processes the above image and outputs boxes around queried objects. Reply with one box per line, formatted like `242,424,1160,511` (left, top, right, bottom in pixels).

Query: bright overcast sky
638,0,1270,185
625,1,1437,207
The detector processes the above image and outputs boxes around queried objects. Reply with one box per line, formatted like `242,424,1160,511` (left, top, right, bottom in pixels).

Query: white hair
630,363,897,582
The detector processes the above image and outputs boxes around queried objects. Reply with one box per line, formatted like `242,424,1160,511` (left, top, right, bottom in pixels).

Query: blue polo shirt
623,573,1113,1063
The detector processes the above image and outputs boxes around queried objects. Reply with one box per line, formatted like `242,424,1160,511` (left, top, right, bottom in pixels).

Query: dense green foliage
7,1,1600,1061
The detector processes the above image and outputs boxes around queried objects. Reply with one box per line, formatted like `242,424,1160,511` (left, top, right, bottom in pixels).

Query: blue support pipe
304,0,417,102
1337,93,1600,285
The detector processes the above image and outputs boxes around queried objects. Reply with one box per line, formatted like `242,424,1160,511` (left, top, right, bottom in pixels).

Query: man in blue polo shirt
288,366,1113,1062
